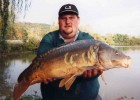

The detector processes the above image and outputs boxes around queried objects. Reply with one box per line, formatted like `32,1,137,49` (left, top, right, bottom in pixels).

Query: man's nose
66,18,71,24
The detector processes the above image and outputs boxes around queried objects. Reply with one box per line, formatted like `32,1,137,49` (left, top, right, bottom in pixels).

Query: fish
13,39,131,100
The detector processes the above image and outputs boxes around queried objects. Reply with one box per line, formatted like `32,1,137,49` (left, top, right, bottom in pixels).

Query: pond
99,46,140,100
0,47,140,100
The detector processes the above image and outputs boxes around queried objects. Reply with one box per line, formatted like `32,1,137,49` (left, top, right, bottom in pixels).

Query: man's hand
83,69,103,78
43,78,56,84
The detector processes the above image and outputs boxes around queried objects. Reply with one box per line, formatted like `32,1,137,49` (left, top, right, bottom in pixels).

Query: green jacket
37,30,100,100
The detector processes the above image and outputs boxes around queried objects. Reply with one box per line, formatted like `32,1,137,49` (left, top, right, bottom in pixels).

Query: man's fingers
87,70,92,77
83,69,104,78
98,70,103,75
47,78,52,82
92,69,98,76
43,79,49,84
83,71,87,77
43,78,56,84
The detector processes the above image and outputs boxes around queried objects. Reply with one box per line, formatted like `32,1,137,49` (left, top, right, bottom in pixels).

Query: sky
17,0,140,36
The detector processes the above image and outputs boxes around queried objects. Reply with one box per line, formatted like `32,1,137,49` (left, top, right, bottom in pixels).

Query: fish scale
39,39,96,59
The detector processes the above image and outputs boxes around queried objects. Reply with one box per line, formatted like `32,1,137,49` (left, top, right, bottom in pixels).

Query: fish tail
13,81,30,100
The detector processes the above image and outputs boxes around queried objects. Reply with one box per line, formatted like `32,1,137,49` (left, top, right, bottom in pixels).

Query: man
37,4,102,100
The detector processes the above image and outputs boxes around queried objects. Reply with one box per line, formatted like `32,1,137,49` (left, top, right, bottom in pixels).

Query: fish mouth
121,57,131,68
122,60,131,68
122,63,129,68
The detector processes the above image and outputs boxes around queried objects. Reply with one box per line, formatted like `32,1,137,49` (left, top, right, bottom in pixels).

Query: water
99,47,140,100
0,53,41,98
0,47,140,100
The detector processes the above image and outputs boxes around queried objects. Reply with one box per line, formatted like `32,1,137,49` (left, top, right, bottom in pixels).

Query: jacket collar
59,30,79,43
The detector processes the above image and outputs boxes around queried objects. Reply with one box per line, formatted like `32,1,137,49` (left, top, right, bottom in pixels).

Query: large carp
13,39,131,100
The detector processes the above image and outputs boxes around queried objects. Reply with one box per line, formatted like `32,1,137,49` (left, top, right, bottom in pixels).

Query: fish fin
59,68,85,89
101,73,107,85
64,69,85,90
13,81,30,100
65,76,76,90
59,76,72,88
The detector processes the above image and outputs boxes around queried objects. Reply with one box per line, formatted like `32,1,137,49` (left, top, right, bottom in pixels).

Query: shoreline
0,51,34,57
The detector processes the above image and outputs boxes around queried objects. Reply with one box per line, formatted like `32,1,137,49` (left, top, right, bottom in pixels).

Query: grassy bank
0,38,39,57
1,94,42,100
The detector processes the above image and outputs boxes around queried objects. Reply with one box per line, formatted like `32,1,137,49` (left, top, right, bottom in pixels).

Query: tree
104,33,114,45
113,34,124,46
0,0,9,40
0,0,31,53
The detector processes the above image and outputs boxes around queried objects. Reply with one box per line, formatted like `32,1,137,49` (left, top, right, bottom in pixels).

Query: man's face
58,14,80,39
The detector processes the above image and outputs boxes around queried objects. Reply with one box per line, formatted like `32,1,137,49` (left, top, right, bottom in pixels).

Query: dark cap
59,4,79,17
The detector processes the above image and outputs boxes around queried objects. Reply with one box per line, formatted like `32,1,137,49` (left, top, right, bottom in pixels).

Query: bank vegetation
0,22,140,55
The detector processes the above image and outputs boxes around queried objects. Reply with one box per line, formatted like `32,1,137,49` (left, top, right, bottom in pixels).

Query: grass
5,94,42,100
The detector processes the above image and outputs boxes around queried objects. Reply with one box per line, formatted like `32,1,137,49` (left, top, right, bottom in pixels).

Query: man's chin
63,30,73,35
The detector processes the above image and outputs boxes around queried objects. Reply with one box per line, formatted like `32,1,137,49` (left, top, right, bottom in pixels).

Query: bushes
2,39,40,54
5,94,42,100
7,44,24,52
24,35,40,51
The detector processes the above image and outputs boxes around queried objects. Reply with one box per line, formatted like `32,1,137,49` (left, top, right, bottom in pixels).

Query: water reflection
99,46,140,100
0,47,140,99
0,53,36,97
0,57,11,96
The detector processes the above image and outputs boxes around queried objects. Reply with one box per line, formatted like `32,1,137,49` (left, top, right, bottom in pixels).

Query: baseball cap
58,4,79,17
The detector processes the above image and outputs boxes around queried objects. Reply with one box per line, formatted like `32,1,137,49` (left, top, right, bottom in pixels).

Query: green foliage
0,22,50,54
5,94,42,100
0,0,9,40
112,33,140,46
24,39,40,51
20,95,42,100
0,40,9,53
1,21,140,55
7,44,24,52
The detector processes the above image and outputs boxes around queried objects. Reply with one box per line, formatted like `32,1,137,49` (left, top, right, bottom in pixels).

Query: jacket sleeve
77,31,94,40
37,32,54,55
